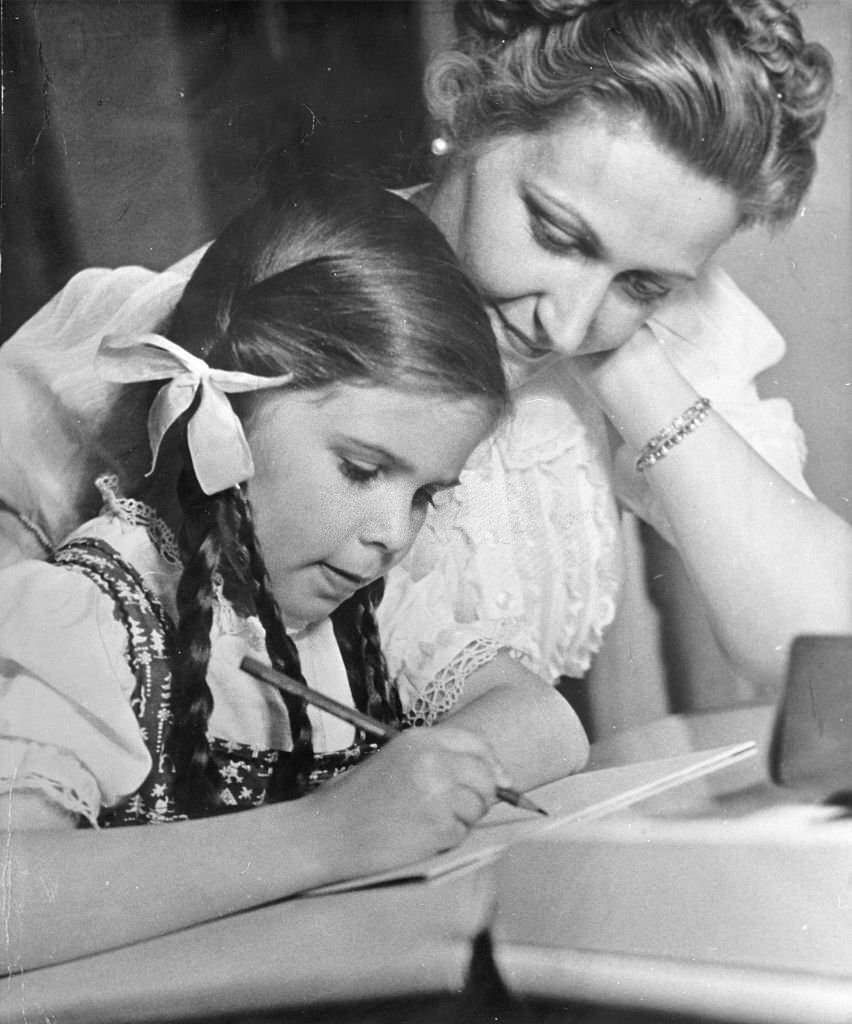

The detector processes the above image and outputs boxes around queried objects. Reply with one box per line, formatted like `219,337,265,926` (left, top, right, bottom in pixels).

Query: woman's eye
528,210,583,256
621,273,671,306
340,459,380,485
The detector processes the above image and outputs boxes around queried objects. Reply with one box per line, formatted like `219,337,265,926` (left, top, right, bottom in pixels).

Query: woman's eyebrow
527,186,698,282
526,186,603,255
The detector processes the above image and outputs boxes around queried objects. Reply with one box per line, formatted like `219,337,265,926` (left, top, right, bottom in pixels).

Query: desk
0,862,495,1024
493,703,852,1024
6,705,849,1024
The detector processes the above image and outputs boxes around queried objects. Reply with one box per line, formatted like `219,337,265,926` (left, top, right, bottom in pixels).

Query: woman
2,0,850,751
381,0,852,706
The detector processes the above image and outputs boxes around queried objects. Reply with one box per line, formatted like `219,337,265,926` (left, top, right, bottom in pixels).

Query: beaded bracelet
635,396,712,472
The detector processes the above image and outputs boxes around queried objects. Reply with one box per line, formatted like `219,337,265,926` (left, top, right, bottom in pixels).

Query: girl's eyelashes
339,457,451,509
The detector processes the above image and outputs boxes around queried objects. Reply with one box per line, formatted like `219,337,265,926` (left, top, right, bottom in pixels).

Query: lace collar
95,473,182,566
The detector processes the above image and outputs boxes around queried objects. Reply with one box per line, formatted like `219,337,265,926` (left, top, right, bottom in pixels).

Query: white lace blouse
0,249,810,722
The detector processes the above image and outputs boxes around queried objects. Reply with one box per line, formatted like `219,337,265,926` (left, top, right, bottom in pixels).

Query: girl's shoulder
61,475,183,614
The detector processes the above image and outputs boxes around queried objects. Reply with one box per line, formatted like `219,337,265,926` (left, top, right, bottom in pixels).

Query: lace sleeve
615,264,812,540
379,372,623,720
0,740,102,826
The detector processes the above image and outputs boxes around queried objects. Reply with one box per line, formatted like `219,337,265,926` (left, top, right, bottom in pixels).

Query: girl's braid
332,579,403,727
231,486,315,799
170,479,228,817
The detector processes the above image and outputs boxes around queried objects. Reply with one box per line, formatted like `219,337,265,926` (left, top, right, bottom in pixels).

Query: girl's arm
439,652,590,789
1,726,502,972
575,329,852,687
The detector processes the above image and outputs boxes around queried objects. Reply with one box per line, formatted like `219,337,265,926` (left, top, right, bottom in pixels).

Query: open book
309,740,757,895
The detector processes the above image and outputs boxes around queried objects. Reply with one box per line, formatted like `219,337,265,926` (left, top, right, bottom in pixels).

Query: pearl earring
430,136,450,156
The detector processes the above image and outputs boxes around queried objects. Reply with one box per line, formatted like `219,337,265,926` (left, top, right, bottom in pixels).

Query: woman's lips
491,304,553,360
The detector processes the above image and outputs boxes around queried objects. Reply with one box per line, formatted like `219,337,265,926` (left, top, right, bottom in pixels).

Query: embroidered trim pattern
403,637,504,727
51,536,375,821
95,473,182,566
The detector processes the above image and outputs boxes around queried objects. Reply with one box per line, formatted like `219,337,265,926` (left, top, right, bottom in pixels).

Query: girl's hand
303,726,508,878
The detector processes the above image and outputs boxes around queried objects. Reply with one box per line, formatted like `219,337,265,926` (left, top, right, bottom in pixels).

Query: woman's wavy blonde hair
425,0,834,227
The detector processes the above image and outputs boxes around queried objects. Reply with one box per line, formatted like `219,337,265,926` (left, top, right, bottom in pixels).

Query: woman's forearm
579,334,852,686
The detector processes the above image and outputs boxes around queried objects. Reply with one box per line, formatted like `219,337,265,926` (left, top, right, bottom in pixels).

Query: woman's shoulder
1,245,209,372
475,364,610,473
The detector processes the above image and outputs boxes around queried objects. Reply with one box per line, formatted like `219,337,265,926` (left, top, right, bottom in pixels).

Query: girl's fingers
450,780,492,826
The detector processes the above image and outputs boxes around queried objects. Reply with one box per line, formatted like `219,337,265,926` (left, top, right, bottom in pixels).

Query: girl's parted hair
161,173,506,816
425,0,834,226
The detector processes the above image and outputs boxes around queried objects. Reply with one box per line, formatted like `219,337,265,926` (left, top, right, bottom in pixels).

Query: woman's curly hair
426,0,834,226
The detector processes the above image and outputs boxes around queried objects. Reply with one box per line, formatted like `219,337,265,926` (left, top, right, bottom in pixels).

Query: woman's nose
537,269,611,356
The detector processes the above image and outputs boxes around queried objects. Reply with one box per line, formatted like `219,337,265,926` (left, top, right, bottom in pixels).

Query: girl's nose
537,270,611,356
361,494,416,557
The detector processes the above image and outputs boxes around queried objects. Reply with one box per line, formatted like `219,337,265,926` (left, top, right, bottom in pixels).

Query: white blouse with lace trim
0,491,359,824
0,247,812,719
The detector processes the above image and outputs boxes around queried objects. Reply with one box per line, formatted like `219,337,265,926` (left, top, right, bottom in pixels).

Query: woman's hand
304,726,508,877
565,326,677,437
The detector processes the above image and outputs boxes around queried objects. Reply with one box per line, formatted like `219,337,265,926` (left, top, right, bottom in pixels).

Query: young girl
0,175,583,972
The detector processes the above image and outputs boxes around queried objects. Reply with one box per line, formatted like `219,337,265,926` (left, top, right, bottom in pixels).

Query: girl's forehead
247,382,495,464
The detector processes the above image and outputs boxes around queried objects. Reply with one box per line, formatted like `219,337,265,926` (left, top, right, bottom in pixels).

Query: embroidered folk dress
0,252,811,724
0,480,369,825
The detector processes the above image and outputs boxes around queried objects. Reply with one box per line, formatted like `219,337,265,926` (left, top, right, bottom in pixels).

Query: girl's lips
320,562,371,587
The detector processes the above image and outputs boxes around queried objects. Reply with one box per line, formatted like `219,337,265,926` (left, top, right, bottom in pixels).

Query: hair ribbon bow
96,332,293,495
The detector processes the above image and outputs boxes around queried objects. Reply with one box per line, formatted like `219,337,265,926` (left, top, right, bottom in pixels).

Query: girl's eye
339,459,380,485
620,273,671,306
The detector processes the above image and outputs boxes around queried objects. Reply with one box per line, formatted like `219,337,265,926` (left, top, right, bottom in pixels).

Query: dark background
2,0,432,340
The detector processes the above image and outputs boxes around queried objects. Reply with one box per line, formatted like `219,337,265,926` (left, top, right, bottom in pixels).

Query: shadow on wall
1,0,429,341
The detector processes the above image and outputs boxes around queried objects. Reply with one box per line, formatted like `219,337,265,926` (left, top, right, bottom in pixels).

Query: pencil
240,655,548,816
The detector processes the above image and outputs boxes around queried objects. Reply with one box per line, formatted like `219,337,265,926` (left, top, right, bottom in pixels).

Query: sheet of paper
308,741,756,896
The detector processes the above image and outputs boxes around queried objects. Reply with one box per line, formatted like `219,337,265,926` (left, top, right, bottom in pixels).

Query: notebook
308,741,757,895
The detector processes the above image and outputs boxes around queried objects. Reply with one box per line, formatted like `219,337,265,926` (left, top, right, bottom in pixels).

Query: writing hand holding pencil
240,656,548,816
